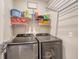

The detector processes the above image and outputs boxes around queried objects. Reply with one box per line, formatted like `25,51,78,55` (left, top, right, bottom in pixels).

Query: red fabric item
11,17,29,24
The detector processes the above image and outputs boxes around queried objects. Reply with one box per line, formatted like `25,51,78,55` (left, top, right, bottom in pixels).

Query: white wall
12,0,31,35
0,0,5,59
0,0,13,43
3,0,13,42
12,0,51,35
0,0,13,59
57,2,78,59
0,0,5,44
13,0,27,11
49,11,58,36
13,0,47,13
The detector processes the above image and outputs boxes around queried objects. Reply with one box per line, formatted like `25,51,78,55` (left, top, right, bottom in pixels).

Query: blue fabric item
10,9,22,17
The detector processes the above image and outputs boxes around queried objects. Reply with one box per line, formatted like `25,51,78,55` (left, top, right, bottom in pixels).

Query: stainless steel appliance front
6,34,38,59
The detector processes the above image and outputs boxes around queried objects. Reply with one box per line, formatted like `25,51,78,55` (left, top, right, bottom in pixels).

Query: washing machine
6,34,38,59
36,33,62,59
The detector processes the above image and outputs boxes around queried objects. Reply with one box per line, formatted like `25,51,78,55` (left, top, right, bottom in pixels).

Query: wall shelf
11,16,30,25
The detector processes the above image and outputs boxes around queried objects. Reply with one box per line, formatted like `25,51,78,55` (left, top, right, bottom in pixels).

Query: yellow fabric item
24,9,29,17
39,20,49,25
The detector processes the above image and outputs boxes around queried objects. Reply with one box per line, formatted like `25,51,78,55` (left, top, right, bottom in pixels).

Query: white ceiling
47,0,77,12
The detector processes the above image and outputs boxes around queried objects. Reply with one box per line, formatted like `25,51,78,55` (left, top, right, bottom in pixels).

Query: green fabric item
44,15,49,19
